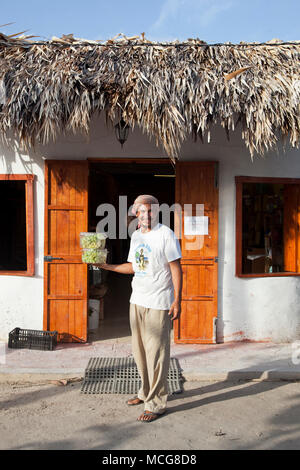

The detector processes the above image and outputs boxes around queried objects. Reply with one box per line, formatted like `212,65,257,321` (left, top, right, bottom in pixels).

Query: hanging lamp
114,119,129,147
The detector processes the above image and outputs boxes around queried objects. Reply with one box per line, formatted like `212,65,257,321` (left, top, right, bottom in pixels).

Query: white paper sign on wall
184,216,209,235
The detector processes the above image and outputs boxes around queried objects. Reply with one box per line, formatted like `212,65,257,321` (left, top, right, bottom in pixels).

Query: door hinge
213,317,217,343
214,162,219,188
44,256,64,262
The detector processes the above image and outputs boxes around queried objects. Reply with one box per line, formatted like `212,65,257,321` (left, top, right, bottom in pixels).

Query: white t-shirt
127,223,182,310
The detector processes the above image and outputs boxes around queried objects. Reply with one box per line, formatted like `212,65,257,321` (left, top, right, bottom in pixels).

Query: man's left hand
168,300,181,320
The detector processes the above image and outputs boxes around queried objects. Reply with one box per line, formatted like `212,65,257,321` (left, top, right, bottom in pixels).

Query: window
236,176,300,277
0,175,35,276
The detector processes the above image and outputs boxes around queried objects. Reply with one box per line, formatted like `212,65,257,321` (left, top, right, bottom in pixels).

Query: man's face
136,203,159,230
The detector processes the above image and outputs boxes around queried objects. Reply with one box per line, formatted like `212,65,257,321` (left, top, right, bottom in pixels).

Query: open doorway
87,160,175,342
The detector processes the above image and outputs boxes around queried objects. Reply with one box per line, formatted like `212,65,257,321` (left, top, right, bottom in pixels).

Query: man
99,194,182,422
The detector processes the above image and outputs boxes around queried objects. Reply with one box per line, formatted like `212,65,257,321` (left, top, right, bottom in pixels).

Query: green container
82,248,108,264
80,232,107,249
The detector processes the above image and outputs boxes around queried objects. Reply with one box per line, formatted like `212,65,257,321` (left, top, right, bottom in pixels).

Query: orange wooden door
174,161,219,343
43,160,89,342
283,184,300,273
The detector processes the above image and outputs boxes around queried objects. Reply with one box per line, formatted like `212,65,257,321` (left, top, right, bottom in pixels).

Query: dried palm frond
224,66,252,80
0,31,299,161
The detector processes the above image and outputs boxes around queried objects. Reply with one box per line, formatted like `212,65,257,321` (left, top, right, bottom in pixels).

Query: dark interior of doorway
87,160,175,342
0,181,27,270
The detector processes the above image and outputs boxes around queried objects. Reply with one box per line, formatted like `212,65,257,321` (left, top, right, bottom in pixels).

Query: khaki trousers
129,303,171,414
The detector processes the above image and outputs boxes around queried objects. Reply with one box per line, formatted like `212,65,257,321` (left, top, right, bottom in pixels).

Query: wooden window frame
236,176,300,278
0,174,35,276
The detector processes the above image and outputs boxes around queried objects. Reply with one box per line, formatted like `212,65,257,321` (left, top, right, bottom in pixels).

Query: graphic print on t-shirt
135,243,151,275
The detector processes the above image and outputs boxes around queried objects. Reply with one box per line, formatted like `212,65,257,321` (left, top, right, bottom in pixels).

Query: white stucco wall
1,114,300,342
0,143,45,340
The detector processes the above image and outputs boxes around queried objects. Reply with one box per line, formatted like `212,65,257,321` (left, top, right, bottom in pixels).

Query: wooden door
174,162,219,343
43,160,89,342
283,184,299,273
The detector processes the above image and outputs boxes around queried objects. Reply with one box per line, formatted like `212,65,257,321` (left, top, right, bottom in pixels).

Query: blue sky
1,0,299,43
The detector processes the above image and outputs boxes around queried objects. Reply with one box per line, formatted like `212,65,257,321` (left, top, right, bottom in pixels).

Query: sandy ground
1,376,300,450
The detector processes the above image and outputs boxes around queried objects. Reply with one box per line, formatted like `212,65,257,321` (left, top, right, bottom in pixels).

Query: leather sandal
137,410,163,422
127,396,144,406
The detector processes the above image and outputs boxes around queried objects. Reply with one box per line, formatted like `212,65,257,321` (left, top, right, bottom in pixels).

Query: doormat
81,356,183,395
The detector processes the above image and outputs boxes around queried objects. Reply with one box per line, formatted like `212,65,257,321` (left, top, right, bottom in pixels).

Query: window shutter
283,184,299,273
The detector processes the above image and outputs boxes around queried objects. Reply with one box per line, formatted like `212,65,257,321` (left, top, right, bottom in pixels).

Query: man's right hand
95,263,110,270
93,262,134,275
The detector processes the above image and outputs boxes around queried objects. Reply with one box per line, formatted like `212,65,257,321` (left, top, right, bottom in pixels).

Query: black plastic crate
8,328,58,351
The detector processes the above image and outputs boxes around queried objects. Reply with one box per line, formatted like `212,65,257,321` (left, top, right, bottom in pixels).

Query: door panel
174,162,219,343
44,160,89,342
283,184,299,273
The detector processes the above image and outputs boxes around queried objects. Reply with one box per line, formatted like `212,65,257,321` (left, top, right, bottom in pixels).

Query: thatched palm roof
0,31,299,160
